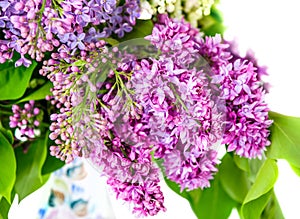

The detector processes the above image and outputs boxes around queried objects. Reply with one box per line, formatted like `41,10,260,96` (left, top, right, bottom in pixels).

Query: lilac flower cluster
9,100,42,140
40,40,107,162
40,40,167,216
39,13,272,217
141,15,224,190
0,0,140,66
81,54,167,216
147,15,272,159
196,35,273,159
130,57,223,191
107,178,165,217
216,60,272,158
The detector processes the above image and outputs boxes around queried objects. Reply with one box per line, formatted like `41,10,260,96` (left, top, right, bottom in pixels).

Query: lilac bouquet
0,1,299,219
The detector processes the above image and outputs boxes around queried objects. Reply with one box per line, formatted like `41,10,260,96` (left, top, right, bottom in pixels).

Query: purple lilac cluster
196,35,273,159
40,13,272,217
130,57,223,191
9,100,42,139
0,0,140,66
148,15,272,159
141,15,224,190
228,41,270,92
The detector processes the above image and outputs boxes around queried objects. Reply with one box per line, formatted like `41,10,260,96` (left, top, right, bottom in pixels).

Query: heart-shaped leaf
0,60,37,100
14,137,48,201
0,132,16,203
18,81,53,103
241,159,278,218
159,157,237,219
268,111,300,168
0,197,10,219
219,154,250,203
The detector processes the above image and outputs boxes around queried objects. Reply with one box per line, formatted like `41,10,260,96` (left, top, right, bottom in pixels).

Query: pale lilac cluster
197,35,273,159
87,0,141,38
39,41,106,163
145,14,200,61
0,0,140,65
40,42,166,216
9,100,42,139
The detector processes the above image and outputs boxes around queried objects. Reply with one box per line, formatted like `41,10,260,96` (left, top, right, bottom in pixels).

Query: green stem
39,122,50,128
0,103,13,108
0,111,13,116
169,83,188,112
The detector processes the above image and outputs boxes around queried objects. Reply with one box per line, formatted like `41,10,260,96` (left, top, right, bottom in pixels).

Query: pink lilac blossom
9,100,42,139
145,15,272,162
130,57,223,191
196,34,273,159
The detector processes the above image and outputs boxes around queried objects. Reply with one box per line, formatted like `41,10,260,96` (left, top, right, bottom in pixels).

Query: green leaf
17,81,53,103
244,159,278,203
242,190,273,219
42,154,64,175
100,38,120,46
191,174,237,219
0,60,37,100
219,154,250,203
42,136,65,175
0,123,14,145
289,163,300,176
199,6,226,36
162,169,236,218
0,197,10,219
241,159,278,218
0,132,16,203
233,155,250,172
120,19,153,41
14,138,48,201
268,111,300,168
261,191,284,219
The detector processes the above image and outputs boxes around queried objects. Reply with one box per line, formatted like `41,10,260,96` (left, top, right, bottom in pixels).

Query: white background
9,0,300,218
